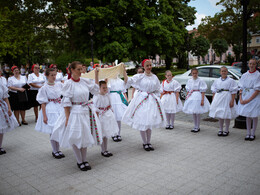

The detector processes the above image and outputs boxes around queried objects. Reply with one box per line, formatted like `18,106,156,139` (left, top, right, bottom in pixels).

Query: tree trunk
165,55,172,70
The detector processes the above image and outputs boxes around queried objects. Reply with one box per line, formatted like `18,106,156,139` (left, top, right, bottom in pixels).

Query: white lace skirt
183,91,210,114
161,93,183,114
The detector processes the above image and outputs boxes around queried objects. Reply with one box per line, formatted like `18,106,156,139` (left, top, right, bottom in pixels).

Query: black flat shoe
218,131,223,136
143,144,150,151
169,125,174,129
117,135,122,142
0,148,6,155
106,151,113,156
52,152,62,159
58,151,65,158
112,136,119,142
249,135,255,141
147,144,154,151
245,135,250,141
22,121,28,125
222,131,229,137
166,125,170,129
83,162,91,170
191,128,196,132
101,151,110,157
77,162,88,171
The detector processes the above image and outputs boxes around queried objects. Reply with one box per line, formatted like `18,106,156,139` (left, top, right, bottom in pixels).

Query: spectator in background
3,65,10,79
87,62,94,72
82,64,87,74
20,65,26,76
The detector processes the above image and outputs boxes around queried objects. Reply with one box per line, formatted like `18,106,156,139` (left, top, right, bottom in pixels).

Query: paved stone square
0,108,260,195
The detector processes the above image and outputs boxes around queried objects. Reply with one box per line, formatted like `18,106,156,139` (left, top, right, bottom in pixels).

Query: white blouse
160,79,181,93
0,81,9,99
8,76,27,93
238,71,260,91
211,77,238,94
185,77,207,92
0,77,7,87
36,83,63,104
27,73,45,90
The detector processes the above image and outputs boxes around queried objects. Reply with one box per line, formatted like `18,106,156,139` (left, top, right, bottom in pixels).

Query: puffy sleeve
36,86,48,104
160,81,164,93
7,77,13,88
125,74,142,89
211,80,218,93
2,84,9,99
185,79,191,92
199,79,207,92
61,80,73,107
82,78,99,96
238,74,245,90
153,75,161,97
253,74,260,91
27,74,33,84
92,95,101,113
229,79,238,94
172,80,181,92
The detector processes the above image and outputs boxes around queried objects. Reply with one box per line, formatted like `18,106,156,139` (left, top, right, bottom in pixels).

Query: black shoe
52,152,62,159
106,151,113,156
77,162,88,171
147,144,154,151
218,131,223,136
245,135,250,141
117,135,122,142
222,131,229,137
112,136,119,142
83,162,91,170
166,125,170,129
191,128,196,132
58,151,65,158
22,121,28,125
0,148,6,155
249,135,255,141
101,151,110,157
169,125,174,129
143,144,150,151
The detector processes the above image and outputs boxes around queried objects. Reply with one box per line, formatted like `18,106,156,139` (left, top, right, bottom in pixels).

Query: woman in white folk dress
183,68,210,133
237,59,260,141
93,80,119,157
51,61,102,171
28,64,45,121
122,59,166,151
160,70,183,129
209,66,238,136
35,68,65,159
0,79,19,155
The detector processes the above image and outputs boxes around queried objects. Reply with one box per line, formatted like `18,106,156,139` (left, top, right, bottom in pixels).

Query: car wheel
180,85,187,100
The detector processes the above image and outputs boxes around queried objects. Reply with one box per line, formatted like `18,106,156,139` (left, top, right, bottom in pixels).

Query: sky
186,0,224,30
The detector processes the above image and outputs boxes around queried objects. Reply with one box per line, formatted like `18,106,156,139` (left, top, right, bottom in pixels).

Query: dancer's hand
8,109,12,117
18,88,25,92
43,116,48,124
229,101,234,108
65,118,69,127
201,100,204,106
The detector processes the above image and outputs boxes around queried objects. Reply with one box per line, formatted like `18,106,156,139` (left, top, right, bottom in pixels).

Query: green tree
190,35,210,64
212,39,228,62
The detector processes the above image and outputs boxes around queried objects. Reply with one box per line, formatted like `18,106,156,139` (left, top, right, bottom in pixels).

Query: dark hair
136,67,144,73
191,68,198,73
99,80,107,87
82,64,86,67
45,68,56,76
69,61,82,72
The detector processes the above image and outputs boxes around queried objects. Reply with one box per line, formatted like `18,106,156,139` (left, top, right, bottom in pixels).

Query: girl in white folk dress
209,67,238,136
160,70,183,129
93,81,119,157
48,64,65,83
0,79,19,155
51,61,102,171
122,59,166,151
108,76,128,142
183,68,210,133
238,59,260,141
28,64,45,121
35,68,65,159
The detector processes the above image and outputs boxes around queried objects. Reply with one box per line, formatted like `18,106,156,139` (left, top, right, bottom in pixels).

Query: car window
198,68,210,77
211,68,221,78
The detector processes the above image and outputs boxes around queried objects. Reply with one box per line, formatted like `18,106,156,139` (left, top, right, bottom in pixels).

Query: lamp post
186,33,190,70
89,24,95,67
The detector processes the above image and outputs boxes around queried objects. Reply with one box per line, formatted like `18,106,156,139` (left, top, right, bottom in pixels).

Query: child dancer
0,79,19,155
35,68,65,159
238,59,260,141
209,67,238,136
183,68,210,132
93,81,119,157
108,76,128,142
161,70,183,129
122,59,166,151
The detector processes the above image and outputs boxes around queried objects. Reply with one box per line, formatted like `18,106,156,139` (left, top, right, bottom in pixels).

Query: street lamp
89,24,95,67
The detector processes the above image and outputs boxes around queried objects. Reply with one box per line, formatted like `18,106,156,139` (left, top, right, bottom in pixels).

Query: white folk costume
0,81,19,134
55,72,64,83
122,73,166,131
237,70,260,140
35,83,63,134
93,93,119,138
237,70,260,117
108,77,128,121
209,77,238,119
0,77,7,87
51,78,102,149
27,73,45,107
183,77,210,114
160,79,183,113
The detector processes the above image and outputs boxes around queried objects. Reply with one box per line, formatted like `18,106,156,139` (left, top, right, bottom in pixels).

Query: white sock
146,129,152,144
193,114,197,129
224,119,230,133
170,113,175,126
197,114,201,129
117,121,121,136
219,119,224,131
0,133,3,148
101,137,108,152
140,131,147,144
72,144,82,164
252,117,258,136
246,117,252,136
166,113,171,126
50,140,58,153
80,147,87,162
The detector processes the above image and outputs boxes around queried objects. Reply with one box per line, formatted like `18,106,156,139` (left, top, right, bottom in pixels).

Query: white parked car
173,65,242,100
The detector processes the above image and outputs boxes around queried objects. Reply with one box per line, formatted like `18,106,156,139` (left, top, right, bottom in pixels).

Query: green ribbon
110,91,128,106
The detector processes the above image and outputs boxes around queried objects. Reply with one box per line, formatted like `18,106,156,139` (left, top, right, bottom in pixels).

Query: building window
256,37,260,44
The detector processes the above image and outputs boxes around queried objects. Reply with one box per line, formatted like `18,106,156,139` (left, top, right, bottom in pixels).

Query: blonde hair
165,70,172,75
220,66,228,71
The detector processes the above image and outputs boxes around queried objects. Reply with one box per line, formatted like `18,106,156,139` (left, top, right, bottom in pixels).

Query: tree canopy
190,35,210,64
